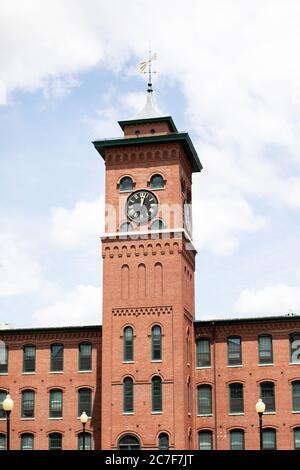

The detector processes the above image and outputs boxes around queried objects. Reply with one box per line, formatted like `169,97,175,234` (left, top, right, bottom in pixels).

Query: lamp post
80,411,88,450
3,394,14,450
255,398,266,450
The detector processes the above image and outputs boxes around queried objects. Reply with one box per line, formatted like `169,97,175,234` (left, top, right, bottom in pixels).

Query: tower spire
139,50,157,94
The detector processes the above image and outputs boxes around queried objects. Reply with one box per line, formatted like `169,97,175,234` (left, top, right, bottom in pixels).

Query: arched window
23,345,36,373
0,434,6,451
152,376,162,412
150,174,164,189
151,326,162,361
78,388,92,417
158,433,169,450
0,390,7,419
118,434,140,450
150,219,166,231
230,429,245,450
123,377,134,413
123,327,134,362
229,383,244,414
49,389,63,418
198,430,213,450
21,390,35,418
260,382,275,412
21,433,34,450
119,176,133,192
292,381,300,412
197,385,212,415
50,343,63,372
48,433,62,450
78,343,92,371
78,432,91,450
258,335,273,364
262,428,276,450
290,333,300,364
120,222,134,233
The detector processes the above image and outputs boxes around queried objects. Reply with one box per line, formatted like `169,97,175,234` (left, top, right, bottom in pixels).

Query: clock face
126,190,158,224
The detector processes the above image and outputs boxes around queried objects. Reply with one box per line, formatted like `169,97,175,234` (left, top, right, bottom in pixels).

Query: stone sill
49,371,63,374
151,412,162,415
197,414,213,417
228,413,245,416
77,370,92,373
150,360,162,363
258,364,274,367
22,372,36,375
196,366,211,370
123,361,134,364
123,413,134,415
21,418,35,421
227,365,243,368
48,417,63,420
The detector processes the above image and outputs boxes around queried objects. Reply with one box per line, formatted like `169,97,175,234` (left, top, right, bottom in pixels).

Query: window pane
260,382,275,412
0,390,6,419
152,377,162,412
50,390,63,418
229,384,244,414
158,433,169,450
150,175,164,189
290,334,300,364
0,346,8,374
79,343,92,371
228,337,242,365
294,428,300,450
50,344,63,372
262,429,276,450
196,339,210,367
23,346,36,373
0,434,6,451
198,431,213,450
118,435,140,450
78,389,91,416
198,385,212,415
49,433,62,450
258,336,273,364
22,390,35,418
152,326,162,361
230,430,244,450
21,434,34,450
292,382,300,412
151,220,165,231
120,177,133,192
124,327,134,362
124,378,134,413
78,432,91,450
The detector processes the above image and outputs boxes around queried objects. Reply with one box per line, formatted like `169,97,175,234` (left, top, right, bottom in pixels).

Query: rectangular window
292,382,300,412
78,343,92,371
0,391,6,419
49,433,62,450
0,346,8,374
228,337,242,366
23,346,36,373
50,344,63,372
258,336,273,364
294,429,300,450
0,434,6,451
290,334,300,364
21,434,34,450
124,378,134,413
260,382,275,413
262,429,276,450
78,389,92,417
187,381,191,414
49,390,63,418
196,339,211,367
198,385,212,415
198,431,213,450
152,378,162,412
78,433,91,450
22,391,35,418
230,430,245,450
229,383,244,414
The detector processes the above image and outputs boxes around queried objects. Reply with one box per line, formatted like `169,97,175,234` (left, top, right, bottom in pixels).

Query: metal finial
139,51,158,93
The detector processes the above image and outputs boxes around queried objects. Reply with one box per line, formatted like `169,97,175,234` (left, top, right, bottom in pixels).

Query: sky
1,0,300,328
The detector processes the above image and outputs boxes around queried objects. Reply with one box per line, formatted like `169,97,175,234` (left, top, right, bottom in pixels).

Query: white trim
258,364,274,367
196,366,212,370
77,370,92,373
22,372,36,375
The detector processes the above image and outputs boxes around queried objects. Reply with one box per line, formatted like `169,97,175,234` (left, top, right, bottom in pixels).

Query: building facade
1,90,300,450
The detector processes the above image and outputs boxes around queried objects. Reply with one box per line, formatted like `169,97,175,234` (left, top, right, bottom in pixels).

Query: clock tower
93,86,202,450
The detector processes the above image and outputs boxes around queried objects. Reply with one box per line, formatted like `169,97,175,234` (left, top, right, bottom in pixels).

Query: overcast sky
1,0,300,327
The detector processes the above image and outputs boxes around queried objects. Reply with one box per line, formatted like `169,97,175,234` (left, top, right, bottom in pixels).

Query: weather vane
139,51,158,93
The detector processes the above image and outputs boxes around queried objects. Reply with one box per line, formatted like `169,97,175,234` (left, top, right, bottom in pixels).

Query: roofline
118,116,178,133
0,325,102,335
194,315,300,327
92,132,202,173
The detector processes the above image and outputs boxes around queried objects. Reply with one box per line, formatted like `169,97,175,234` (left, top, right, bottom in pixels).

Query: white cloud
33,284,101,326
0,232,43,297
50,197,104,250
234,284,300,316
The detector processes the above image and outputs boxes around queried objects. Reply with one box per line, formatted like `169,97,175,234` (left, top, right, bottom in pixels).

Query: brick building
1,87,300,450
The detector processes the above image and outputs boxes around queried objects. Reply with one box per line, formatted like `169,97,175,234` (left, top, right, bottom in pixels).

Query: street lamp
3,394,14,450
255,398,266,450
80,411,88,450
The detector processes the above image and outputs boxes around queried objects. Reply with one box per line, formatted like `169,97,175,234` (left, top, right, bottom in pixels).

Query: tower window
135,130,140,137
150,128,156,134
158,433,169,450
23,345,36,373
151,325,162,361
229,383,244,414
78,388,92,417
150,174,164,189
120,222,134,233
123,377,134,413
260,382,275,412
124,327,134,362
119,176,134,192
258,335,273,364
150,219,166,231
152,376,162,412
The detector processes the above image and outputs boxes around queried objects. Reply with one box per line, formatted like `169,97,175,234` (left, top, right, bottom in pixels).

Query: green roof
194,314,300,326
118,116,178,133
0,325,101,335
93,132,202,173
